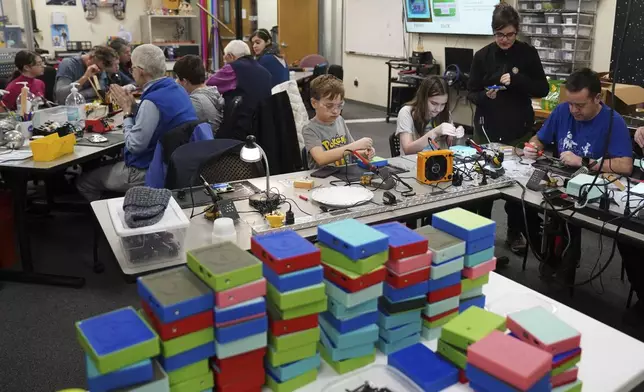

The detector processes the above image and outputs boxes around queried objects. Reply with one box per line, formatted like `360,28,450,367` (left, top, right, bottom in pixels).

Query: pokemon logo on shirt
321,134,349,166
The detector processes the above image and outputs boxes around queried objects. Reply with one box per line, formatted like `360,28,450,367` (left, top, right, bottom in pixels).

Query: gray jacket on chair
190,86,224,135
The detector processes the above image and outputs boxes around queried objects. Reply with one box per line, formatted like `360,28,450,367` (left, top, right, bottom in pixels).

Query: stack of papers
0,149,32,163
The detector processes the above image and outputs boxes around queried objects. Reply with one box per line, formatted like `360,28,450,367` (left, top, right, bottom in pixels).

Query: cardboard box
559,73,644,115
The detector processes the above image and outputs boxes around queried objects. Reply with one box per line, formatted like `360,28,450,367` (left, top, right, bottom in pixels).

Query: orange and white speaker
416,150,454,185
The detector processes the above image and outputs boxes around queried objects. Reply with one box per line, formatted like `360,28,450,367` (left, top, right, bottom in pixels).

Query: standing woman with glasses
467,3,548,257
2,51,45,110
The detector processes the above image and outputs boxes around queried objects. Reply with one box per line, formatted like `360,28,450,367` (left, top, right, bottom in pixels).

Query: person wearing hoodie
251,28,289,87
173,55,224,134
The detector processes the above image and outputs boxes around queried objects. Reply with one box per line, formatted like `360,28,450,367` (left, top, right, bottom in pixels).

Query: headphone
443,64,462,86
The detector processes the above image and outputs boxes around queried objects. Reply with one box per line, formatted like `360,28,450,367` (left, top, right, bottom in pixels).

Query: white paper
0,149,33,163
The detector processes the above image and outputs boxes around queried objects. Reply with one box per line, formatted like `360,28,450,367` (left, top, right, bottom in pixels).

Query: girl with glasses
2,51,45,111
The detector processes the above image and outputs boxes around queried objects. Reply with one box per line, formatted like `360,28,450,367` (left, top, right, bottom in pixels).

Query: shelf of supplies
519,9,595,14
541,59,590,64
148,14,197,18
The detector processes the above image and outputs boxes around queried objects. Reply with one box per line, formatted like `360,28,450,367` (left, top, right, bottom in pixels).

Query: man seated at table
206,40,272,137
523,68,634,283
76,44,197,201
524,68,633,174
54,45,119,104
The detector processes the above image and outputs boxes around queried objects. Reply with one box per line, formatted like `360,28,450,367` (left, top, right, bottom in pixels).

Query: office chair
389,132,401,157
200,144,265,184
301,147,308,170
300,54,327,69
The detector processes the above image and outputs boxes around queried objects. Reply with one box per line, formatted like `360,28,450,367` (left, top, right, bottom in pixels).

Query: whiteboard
344,0,407,58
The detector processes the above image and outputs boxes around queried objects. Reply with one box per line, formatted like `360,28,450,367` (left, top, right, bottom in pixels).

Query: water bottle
65,82,86,135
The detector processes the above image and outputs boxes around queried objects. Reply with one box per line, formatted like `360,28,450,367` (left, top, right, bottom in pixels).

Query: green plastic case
187,242,262,292
267,283,326,310
440,307,506,351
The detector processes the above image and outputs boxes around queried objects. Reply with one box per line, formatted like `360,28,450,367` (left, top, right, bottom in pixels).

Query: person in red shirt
2,51,45,111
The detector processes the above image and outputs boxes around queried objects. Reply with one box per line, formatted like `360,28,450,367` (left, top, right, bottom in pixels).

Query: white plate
486,292,557,316
311,186,374,208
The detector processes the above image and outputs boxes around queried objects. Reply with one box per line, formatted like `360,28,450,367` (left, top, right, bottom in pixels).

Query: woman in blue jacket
251,29,289,87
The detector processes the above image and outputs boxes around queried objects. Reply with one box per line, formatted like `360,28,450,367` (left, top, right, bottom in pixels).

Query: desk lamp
240,135,280,211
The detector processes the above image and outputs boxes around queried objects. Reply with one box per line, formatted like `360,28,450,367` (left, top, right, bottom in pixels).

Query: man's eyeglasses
323,101,345,112
568,101,592,110
494,31,517,40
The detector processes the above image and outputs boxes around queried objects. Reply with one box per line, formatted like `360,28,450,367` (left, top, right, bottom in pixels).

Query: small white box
108,196,190,265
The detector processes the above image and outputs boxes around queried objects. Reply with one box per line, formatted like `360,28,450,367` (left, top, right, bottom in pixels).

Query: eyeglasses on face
494,31,517,40
322,101,345,112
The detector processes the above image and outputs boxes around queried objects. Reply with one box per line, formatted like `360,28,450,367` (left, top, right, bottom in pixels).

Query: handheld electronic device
311,166,340,178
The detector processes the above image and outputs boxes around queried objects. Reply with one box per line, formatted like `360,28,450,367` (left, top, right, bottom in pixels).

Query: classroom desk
91,156,507,276
270,272,644,392
0,117,126,288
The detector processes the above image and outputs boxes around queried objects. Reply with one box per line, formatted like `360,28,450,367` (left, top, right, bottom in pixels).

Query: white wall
342,0,617,125
257,0,278,30
32,0,161,54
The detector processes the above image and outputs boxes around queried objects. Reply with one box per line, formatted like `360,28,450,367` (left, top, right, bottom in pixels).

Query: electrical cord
577,0,633,208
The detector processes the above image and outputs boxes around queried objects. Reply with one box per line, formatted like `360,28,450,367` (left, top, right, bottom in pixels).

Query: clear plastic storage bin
543,63,572,75
544,13,562,24
534,1,564,11
544,49,563,62
555,73,570,81
322,365,423,392
518,1,530,10
561,50,591,62
563,25,592,37
531,37,560,48
565,0,597,12
532,25,548,35
521,25,535,34
561,38,592,51
562,13,594,25
108,196,190,265
549,25,562,35
522,15,545,24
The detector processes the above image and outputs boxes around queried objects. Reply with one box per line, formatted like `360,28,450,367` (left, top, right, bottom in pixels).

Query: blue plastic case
388,343,458,392
265,354,321,383
317,219,389,260
378,309,422,330
263,264,323,292
383,281,428,303
459,295,486,313
137,267,214,324
465,364,551,392
86,356,153,392
319,317,379,350
320,327,375,361
380,320,422,342
214,297,265,325
319,310,378,334
158,342,215,373
464,247,495,268
466,235,495,255
328,297,378,320
377,332,420,355
427,272,461,292
214,315,268,344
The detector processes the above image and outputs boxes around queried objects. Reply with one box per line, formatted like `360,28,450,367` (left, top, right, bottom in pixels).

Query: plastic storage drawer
563,25,592,38
544,13,562,24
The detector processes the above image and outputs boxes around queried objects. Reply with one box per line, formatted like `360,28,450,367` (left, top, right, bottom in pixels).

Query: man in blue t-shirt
524,68,633,175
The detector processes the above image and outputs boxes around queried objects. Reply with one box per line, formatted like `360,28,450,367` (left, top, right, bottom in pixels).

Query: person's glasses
323,101,345,112
494,31,517,40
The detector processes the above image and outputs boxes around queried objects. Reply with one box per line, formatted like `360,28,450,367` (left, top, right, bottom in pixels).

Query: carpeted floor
0,101,642,391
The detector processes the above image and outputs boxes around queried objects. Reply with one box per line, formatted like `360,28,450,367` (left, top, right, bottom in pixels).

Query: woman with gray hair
77,44,197,200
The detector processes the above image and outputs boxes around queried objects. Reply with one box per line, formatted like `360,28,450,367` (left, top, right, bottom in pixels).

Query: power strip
251,177,515,235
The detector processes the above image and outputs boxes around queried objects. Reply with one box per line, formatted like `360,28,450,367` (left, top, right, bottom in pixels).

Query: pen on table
299,195,309,201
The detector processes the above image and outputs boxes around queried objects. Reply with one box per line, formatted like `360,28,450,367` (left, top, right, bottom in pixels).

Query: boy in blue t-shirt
524,68,633,175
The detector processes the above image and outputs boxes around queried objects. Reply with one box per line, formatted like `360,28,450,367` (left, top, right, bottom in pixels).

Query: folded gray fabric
123,186,172,228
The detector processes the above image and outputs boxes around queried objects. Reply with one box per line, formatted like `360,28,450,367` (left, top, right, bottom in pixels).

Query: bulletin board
610,0,644,85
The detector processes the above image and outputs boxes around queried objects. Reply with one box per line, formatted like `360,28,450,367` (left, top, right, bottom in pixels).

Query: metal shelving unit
518,0,598,80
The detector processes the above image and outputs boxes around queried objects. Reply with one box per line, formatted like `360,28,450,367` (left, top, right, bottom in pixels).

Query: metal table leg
0,171,85,288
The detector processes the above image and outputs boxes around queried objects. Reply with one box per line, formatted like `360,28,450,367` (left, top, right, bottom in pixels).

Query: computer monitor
445,47,474,75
